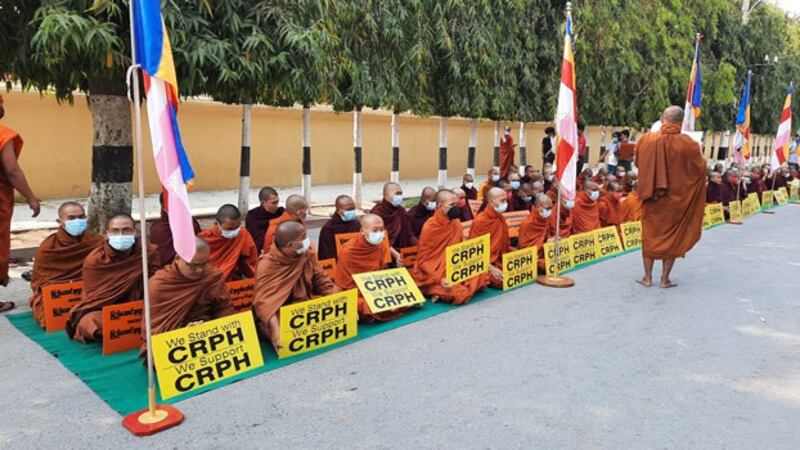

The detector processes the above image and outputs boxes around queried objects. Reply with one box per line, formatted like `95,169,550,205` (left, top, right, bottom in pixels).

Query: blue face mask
64,218,88,237
391,195,404,207
108,234,135,251
509,181,520,190
589,190,600,201
342,210,357,221
565,199,575,209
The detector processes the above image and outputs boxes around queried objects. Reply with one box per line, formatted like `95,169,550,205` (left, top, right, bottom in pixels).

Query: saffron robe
518,208,550,271
0,125,22,285
469,205,510,289
571,191,601,233
263,211,303,253
370,200,416,249
198,226,258,281
620,191,643,222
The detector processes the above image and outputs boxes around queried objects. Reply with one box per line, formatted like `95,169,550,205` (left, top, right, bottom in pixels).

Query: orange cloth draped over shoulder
0,124,23,286
518,207,550,271
335,234,404,322
411,209,488,304
198,226,258,281
262,211,303,253
571,191,601,233
65,240,161,342
499,135,515,179
598,193,622,228
635,123,706,259
620,190,643,222
28,228,102,327
469,205,510,288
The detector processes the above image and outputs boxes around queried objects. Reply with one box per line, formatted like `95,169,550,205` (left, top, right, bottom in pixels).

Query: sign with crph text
445,234,490,285
620,221,642,250
278,289,358,359
501,247,537,291
352,268,425,313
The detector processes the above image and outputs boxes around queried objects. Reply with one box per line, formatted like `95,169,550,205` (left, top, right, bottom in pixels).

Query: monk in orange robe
469,187,510,288
620,189,643,222
141,237,236,359
411,190,488,304
0,94,40,312
66,214,161,343
571,179,601,233
263,194,309,252
499,126,516,179
599,181,623,229
199,204,258,281
335,214,404,322
519,195,553,272
635,106,706,288
29,202,102,326
478,167,501,201
253,221,339,352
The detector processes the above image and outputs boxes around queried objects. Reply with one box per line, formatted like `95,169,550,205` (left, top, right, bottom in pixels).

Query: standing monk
66,214,161,343
0,94,40,312
245,187,285,251
411,190,488,304
198,204,258,281
370,182,416,265
29,202,102,326
499,126,516,179
149,193,202,266
468,187,509,289
635,106,706,288
317,194,360,260
406,187,436,238
253,221,339,352
263,194,308,252
518,195,553,272
571,179,602,233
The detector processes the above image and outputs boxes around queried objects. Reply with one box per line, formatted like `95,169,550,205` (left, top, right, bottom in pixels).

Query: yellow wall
4,90,639,199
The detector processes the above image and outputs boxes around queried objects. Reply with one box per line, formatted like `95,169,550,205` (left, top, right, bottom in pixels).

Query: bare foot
636,278,652,287
660,279,678,289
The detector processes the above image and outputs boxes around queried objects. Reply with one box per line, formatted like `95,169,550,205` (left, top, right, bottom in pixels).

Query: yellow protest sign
501,247,537,291
790,182,799,201
278,289,358,359
152,311,264,400
570,231,597,267
704,203,725,227
620,221,642,250
728,201,743,222
352,268,425,313
445,234,490,285
594,226,623,258
761,190,774,209
775,188,788,205
544,237,572,277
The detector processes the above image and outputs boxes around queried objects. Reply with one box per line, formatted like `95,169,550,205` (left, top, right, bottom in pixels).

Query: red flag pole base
122,405,184,436
537,275,574,288
726,221,743,225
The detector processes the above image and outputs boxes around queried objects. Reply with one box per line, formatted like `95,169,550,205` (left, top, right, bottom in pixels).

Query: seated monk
531,181,545,202
198,204,258,281
406,186,436,238
478,180,512,213
150,192,202,266
542,165,555,192
519,194,553,272
510,181,534,212
620,185,643,223
469,187,510,289
28,202,102,326
246,186,285,251
520,165,535,184
317,194,360,260
263,194,309,252
141,237,235,359
478,167,500,201
335,214,405,322
461,173,478,200
572,179,602,234
370,182,416,265
706,171,725,204
452,187,474,221
253,221,339,352
66,214,161,343
411,189,488,304
549,194,574,238
599,181,623,229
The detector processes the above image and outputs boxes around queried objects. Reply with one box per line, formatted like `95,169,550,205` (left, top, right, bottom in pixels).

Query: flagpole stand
537,274,575,288
122,392,184,436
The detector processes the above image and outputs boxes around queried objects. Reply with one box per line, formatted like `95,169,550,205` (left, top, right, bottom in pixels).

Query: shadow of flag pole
122,0,184,435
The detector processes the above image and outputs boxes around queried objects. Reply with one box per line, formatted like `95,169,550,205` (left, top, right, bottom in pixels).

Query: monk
519,195,553,272
469,187,510,289
453,187,474,221
478,167,501,201
66,214,161,343
461,173,478,200
0,94,40,312
28,202,102,326
705,171,726,204
263,194,308,252
499,125,516,179
198,204,258,281
510,181,534,212
620,186,643,223
411,189,488,304
520,165,536,184
335,214,404,322
549,195,574,238
407,186,437,238
635,106,706,288
598,181,623,229
370,182,416,264
141,237,235,359
317,194,360,260
253,221,339,352
149,193,202,266
531,181,545,201
246,186,285,251
571,179,602,233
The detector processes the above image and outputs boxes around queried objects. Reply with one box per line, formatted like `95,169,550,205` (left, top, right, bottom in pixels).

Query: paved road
2,207,799,449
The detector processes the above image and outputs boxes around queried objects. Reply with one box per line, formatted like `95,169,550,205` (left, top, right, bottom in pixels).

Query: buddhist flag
555,11,578,201
770,84,793,170
132,0,197,261
732,72,752,166
682,35,702,132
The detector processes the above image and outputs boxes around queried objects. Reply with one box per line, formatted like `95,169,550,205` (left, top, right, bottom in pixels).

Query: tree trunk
352,107,363,209
390,112,400,183
238,103,252,216
492,120,500,170
301,105,312,202
519,121,527,168
438,116,448,189
87,79,133,232
467,119,477,177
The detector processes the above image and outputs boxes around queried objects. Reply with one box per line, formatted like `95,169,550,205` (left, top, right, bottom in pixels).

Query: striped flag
555,11,578,201
682,35,702,132
132,0,197,261
732,72,752,166
770,84,794,170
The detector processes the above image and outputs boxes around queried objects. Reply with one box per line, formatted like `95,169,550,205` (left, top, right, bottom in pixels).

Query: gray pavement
2,206,799,449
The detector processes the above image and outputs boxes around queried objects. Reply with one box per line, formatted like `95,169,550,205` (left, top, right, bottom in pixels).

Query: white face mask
425,201,436,211
391,194,404,207
341,210,358,222
565,199,575,209
491,175,500,182
295,237,311,254
540,208,552,218
220,227,240,239
365,231,385,246
464,182,474,190
494,201,508,214
589,190,600,201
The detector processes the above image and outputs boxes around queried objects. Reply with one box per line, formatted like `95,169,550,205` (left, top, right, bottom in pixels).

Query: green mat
6,246,641,416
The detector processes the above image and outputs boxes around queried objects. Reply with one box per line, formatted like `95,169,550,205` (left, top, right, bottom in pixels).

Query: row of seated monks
706,162,797,215
27,166,644,356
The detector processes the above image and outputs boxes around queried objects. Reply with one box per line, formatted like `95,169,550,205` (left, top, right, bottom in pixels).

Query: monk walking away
199,204,258,281
263,194,309,252
246,186,284,251
0,94,40,313
28,202,102,326
635,106,706,288
317,194,360,260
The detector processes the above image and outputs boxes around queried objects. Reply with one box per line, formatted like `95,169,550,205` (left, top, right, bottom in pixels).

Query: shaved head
421,187,436,201
452,187,466,198
662,106,684,125
436,189,457,206
535,194,553,208
383,182,401,197
107,213,135,229
285,195,309,220
275,221,304,248
215,204,241,223
335,195,354,210
258,187,278,202
58,201,84,219
359,213,384,232
584,179,598,191
487,187,505,202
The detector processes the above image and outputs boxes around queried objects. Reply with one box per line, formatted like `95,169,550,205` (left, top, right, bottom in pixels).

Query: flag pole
122,0,184,435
